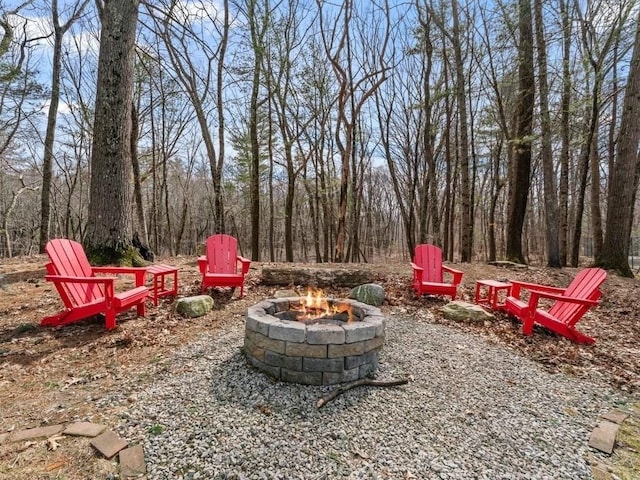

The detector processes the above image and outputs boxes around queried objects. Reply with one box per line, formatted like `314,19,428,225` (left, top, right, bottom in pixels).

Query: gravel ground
115,308,628,480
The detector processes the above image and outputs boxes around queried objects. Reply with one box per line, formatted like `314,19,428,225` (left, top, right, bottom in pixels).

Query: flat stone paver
9,424,65,443
120,445,146,478
63,422,107,437
588,421,619,454
91,430,128,459
602,410,629,424
590,464,613,480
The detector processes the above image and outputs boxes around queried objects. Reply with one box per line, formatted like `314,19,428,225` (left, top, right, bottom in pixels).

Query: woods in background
0,0,639,276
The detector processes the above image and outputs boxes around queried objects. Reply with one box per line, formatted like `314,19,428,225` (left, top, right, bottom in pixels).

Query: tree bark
86,0,140,265
506,0,534,264
558,0,571,266
451,0,472,262
533,0,560,267
596,8,640,277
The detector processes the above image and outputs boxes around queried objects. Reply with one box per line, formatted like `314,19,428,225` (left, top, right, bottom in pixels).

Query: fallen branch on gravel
316,378,410,409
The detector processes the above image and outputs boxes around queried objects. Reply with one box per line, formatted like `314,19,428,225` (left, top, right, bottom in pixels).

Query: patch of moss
85,244,146,267
15,323,37,334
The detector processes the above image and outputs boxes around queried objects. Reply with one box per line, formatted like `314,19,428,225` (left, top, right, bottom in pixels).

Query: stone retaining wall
244,298,386,385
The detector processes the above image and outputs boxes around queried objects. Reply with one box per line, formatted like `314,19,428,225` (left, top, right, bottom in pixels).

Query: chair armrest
528,290,599,310
45,275,115,299
92,266,147,286
237,256,251,275
45,274,114,285
509,280,564,299
410,263,423,282
442,265,464,285
197,256,207,274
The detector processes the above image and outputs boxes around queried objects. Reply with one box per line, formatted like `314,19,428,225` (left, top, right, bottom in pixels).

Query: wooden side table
474,279,511,311
146,264,179,305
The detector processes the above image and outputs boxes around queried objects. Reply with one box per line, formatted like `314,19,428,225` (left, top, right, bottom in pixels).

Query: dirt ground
0,255,638,479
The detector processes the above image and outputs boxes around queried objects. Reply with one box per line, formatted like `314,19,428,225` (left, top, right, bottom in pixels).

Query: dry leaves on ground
0,256,638,479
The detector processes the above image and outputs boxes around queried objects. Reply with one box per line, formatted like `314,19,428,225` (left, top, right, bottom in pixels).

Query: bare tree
533,0,559,267
505,0,534,264
39,0,89,253
317,0,391,262
597,6,640,277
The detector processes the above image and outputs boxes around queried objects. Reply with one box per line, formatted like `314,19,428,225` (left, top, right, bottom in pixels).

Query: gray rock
273,289,298,299
349,283,385,306
441,300,495,322
176,295,214,318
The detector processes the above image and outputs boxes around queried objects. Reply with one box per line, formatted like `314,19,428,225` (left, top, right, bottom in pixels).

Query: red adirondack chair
198,234,251,297
504,267,607,344
411,244,464,300
42,239,149,330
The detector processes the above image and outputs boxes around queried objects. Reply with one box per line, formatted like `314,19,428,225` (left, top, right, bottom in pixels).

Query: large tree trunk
596,8,640,277
533,0,560,268
85,0,140,265
506,0,534,264
451,0,472,262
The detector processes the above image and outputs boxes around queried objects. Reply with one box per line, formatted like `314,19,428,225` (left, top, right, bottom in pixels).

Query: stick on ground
316,378,409,409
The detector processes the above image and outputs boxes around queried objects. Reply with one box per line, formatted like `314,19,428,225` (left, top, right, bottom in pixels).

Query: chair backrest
205,234,239,274
46,239,104,307
548,268,607,326
413,244,444,283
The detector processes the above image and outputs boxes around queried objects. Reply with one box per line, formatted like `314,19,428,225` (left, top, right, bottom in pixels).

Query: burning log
261,265,377,288
316,378,410,409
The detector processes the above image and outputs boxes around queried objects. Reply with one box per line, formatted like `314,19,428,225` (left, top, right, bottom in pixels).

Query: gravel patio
113,308,628,480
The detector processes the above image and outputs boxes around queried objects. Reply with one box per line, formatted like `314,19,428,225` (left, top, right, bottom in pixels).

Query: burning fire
292,288,354,323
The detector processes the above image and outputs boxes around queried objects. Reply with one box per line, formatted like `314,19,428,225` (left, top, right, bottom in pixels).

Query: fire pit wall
244,298,386,385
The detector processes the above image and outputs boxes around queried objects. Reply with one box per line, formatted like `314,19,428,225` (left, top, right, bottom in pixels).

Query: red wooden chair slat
42,239,149,330
198,234,251,298
410,244,464,300
504,267,606,344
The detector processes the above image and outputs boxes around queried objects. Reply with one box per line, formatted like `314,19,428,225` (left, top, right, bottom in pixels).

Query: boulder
349,283,385,307
176,295,214,318
274,289,299,299
441,301,495,322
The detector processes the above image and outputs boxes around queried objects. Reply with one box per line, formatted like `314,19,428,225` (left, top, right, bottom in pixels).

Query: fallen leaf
46,435,65,451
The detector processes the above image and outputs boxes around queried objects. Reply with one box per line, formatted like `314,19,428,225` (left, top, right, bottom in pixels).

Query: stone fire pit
244,297,386,385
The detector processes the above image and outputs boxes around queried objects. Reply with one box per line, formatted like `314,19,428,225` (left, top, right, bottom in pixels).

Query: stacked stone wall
244,298,385,385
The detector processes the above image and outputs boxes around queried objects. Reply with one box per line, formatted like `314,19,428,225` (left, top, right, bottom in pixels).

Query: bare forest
1,0,640,275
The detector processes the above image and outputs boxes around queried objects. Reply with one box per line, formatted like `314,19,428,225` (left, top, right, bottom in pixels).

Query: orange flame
292,288,354,323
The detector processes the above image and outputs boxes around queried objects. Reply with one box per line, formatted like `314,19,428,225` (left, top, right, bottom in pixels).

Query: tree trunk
130,102,148,247
39,0,89,253
533,0,560,267
85,0,140,265
215,0,229,235
247,0,266,261
590,130,603,259
558,0,571,266
505,0,534,264
596,8,640,277
451,0,472,262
